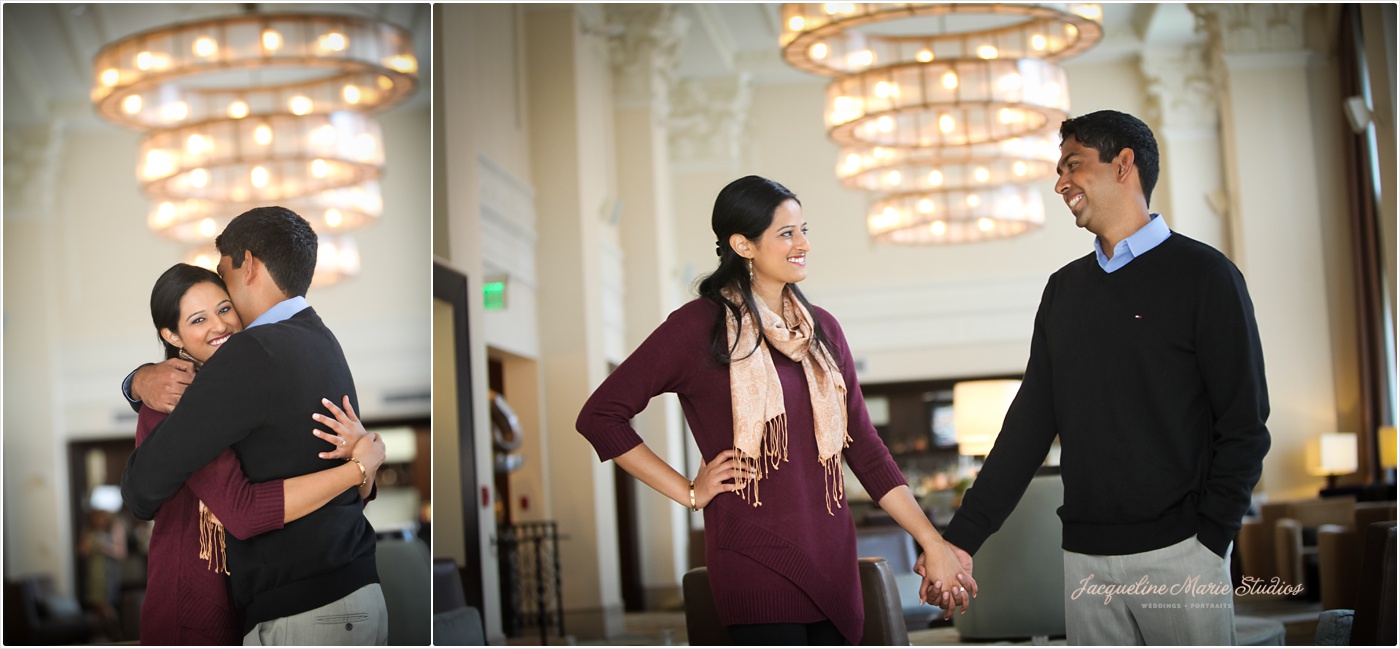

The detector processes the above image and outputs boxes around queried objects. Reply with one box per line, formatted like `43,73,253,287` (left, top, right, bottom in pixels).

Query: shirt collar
1094,213,1171,266
246,296,309,329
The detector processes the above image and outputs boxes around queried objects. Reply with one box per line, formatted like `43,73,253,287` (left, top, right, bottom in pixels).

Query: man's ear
1114,148,1136,182
241,250,260,286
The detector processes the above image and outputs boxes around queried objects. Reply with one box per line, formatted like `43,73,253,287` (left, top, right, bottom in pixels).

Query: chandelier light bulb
974,167,990,182
189,168,209,188
186,134,208,155
874,81,899,99
1031,34,1048,51
193,37,218,58
928,170,944,186
123,94,142,114
939,114,955,133
788,15,806,31
978,217,995,232
228,100,249,119
917,49,934,63
876,115,895,133
155,202,177,227
161,101,189,122
930,221,947,236
1072,4,1103,21
289,95,313,115
250,165,269,188
977,44,999,59
311,158,329,179
1014,161,1029,176
811,42,828,60
136,51,154,70
319,32,348,52
848,50,874,68
918,198,934,213
942,71,959,90
262,29,283,51
386,55,418,74
198,217,218,238
884,170,901,186
325,208,343,228
100,68,119,87
967,194,981,207
254,124,273,146
194,253,216,270
343,85,362,104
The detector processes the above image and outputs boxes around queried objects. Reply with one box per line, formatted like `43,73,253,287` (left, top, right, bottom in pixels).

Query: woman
576,176,974,645
137,263,384,645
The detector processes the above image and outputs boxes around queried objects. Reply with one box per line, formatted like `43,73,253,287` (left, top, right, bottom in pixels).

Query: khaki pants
243,583,388,646
1063,536,1236,645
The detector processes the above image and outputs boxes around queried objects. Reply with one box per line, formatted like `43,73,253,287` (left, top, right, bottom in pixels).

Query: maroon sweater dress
135,406,285,645
577,298,907,645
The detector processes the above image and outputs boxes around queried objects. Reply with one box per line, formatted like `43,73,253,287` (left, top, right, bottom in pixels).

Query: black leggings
726,620,847,646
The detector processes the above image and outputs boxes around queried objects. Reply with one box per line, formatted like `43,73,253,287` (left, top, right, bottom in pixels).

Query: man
121,206,387,645
940,110,1270,645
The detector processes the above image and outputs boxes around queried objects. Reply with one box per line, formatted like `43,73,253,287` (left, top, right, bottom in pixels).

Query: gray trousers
243,583,388,646
1063,536,1236,645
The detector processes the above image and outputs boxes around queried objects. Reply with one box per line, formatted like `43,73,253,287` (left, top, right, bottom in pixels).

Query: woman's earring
747,258,754,281
177,347,196,364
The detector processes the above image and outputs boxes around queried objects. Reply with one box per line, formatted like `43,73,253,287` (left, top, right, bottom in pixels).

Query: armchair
1316,502,1396,610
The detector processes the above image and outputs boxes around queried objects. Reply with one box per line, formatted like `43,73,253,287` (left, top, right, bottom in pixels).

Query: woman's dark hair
150,263,228,360
696,175,838,366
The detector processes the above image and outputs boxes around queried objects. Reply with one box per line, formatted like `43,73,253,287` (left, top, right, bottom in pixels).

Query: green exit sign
484,281,506,311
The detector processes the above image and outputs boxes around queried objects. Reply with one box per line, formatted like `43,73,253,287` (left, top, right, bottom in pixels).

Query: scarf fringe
733,415,854,516
198,500,230,575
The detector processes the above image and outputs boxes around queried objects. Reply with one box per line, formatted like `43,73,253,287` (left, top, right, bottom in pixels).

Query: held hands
132,358,195,414
690,449,755,510
914,538,977,620
312,396,385,475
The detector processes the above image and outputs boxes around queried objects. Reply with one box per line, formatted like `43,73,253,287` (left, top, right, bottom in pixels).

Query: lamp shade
952,379,1021,456
1380,426,1397,470
1307,432,1359,476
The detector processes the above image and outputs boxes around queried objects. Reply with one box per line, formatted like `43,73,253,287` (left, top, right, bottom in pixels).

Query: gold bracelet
689,481,699,512
347,457,368,487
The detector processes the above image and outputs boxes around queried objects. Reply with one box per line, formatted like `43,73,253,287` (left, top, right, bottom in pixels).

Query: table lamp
952,380,1021,457
1307,432,1359,489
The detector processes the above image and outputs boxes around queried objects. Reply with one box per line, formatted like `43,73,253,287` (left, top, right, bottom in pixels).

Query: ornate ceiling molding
1140,45,1218,131
605,4,690,112
667,73,753,169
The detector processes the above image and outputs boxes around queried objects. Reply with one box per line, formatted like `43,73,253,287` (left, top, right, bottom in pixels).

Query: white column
1191,3,1351,499
526,5,625,639
606,3,693,611
1140,45,1229,252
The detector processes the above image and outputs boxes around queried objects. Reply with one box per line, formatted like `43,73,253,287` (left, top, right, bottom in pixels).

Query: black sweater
943,233,1270,558
121,307,378,632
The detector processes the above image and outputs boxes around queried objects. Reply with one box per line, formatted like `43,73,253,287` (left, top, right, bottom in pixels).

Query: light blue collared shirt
246,295,310,329
1094,213,1172,273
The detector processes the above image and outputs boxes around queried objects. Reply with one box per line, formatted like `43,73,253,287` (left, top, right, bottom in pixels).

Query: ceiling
669,3,1204,86
1,3,1203,130
2,2,430,131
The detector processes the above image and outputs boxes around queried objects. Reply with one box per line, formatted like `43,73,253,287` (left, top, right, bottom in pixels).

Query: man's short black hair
215,206,318,298
1059,110,1161,207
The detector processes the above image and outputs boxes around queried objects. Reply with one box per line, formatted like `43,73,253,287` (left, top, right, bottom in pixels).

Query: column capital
605,5,690,112
1189,3,1315,56
2,121,67,222
1140,45,1219,132
667,73,753,171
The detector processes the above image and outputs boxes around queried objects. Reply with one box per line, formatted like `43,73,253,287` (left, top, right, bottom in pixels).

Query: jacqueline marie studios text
1071,574,1304,605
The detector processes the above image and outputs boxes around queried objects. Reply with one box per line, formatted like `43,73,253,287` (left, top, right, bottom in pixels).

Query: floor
557,594,1325,646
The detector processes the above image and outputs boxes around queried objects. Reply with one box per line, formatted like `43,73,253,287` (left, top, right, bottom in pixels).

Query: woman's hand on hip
692,449,752,510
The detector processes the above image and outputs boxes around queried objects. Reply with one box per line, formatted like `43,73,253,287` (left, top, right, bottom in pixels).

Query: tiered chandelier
779,3,1103,244
92,11,419,285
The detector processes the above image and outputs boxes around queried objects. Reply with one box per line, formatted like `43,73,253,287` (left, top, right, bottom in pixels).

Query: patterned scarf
180,349,230,575
722,285,850,514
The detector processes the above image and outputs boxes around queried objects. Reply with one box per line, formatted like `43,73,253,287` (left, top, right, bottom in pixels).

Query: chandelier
779,3,1102,244
92,11,419,284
